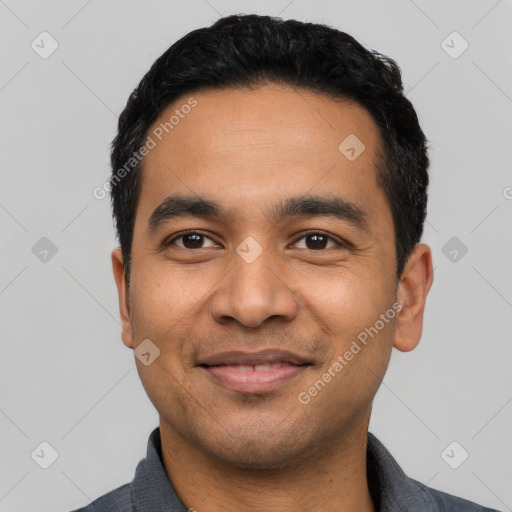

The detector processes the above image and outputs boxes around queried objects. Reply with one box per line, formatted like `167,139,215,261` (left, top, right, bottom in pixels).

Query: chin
199,421,313,470
213,442,303,470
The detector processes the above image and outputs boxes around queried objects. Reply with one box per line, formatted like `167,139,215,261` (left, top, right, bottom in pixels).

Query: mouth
197,349,313,393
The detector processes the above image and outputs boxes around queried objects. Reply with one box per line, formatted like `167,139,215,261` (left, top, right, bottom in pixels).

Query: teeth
237,365,253,372
222,362,286,371
254,362,283,371
254,364,271,371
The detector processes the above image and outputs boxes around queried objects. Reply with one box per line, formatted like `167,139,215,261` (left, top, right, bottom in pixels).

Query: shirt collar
130,427,438,511
130,427,188,511
367,431,438,511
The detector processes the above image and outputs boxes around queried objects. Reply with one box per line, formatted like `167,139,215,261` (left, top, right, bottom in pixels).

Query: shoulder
409,476,502,512
366,432,502,511
68,482,132,512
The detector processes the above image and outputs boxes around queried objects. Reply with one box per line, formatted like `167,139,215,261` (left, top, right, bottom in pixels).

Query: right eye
164,231,219,250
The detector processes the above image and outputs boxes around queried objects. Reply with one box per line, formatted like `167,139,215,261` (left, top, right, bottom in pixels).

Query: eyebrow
148,193,370,234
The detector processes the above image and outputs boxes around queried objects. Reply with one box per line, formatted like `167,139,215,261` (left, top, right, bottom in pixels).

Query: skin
112,84,433,512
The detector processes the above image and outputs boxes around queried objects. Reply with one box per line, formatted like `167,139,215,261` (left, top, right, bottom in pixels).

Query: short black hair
110,13,429,283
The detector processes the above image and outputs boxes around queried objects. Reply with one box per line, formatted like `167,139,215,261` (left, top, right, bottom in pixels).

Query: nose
208,246,298,328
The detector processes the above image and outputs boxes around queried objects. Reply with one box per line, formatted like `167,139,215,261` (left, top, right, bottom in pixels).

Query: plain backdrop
1,1,511,510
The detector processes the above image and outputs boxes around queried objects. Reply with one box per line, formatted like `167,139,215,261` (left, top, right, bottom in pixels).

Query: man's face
115,85,404,468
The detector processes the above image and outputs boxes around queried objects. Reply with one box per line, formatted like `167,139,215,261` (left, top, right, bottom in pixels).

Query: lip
198,349,313,393
198,349,312,367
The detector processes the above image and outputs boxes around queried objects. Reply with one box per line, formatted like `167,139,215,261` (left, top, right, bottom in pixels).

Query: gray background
1,0,511,510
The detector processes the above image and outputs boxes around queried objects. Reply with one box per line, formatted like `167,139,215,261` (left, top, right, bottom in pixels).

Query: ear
393,243,434,352
111,247,134,349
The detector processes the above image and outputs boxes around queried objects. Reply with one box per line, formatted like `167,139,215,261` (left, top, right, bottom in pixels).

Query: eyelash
164,230,348,250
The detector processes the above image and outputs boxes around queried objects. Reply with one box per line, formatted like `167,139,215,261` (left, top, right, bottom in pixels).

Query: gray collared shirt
71,427,502,511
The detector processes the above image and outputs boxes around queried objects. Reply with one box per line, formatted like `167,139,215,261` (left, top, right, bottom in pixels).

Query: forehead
148,85,382,162
135,84,390,233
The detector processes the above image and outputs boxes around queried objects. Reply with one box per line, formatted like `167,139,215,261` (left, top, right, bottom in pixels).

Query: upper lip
198,349,313,367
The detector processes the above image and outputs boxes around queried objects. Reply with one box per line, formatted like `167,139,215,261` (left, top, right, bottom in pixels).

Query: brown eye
166,231,217,249
292,232,344,250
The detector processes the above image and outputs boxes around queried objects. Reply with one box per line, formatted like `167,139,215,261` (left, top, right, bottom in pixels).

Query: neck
159,416,376,512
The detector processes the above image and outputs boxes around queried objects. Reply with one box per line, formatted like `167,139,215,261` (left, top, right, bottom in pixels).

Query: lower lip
201,362,308,393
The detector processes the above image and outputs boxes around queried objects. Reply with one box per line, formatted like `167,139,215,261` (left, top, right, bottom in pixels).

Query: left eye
292,232,341,250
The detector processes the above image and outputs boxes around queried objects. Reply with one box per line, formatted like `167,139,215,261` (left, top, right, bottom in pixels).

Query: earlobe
393,243,434,352
111,247,134,349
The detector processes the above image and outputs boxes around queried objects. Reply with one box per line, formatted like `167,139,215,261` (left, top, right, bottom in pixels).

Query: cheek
127,266,210,408
295,278,395,439
128,262,227,366
299,262,396,389
302,272,396,414
130,263,205,330
298,263,391,338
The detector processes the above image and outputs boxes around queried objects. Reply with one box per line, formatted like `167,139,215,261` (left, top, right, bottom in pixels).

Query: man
74,13,501,512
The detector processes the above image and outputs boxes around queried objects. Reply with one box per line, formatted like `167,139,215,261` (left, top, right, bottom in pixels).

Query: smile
200,360,311,393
